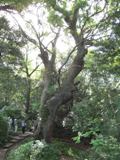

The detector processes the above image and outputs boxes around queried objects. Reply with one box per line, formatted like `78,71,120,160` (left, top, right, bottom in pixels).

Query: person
11,117,15,131
14,119,18,132
21,120,26,134
8,117,12,131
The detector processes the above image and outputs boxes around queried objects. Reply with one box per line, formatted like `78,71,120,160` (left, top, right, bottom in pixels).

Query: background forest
0,0,120,159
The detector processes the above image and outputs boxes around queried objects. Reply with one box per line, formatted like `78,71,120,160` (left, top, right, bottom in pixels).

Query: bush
3,105,22,119
0,114,8,146
7,140,61,160
7,141,32,160
31,140,60,160
90,135,120,160
75,135,120,160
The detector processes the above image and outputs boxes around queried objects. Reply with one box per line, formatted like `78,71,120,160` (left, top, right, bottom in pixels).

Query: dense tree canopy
0,1,120,159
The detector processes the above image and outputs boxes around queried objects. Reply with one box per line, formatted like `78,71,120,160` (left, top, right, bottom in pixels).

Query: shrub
7,140,81,160
7,141,32,160
7,140,61,160
90,135,120,160
31,140,60,160
74,135,120,160
0,114,8,146
72,134,120,160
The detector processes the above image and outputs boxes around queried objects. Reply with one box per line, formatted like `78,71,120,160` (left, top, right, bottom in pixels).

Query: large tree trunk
42,90,73,142
55,99,73,127
34,58,57,139
33,7,88,141
40,46,87,143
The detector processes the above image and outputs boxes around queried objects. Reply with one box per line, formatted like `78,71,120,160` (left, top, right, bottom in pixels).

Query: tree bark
25,78,31,114
0,5,14,11
34,49,57,139
40,46,87,143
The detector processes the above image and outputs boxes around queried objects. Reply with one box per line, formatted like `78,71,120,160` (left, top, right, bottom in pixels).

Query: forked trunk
41,46,87,143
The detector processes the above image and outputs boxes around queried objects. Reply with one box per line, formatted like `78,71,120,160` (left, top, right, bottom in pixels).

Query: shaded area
0,132,33,160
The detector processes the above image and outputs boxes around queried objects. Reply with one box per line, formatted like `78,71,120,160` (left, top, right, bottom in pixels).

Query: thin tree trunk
25,78,31,114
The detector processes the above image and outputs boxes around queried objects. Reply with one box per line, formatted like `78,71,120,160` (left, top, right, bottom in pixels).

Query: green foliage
7,141,32,160
76,0,88,9
72,29,120,138
0,16,29,113
0,114,8,146
3,105,22,118
0,16,9,30
34,143,60,160
69,134,120,160
7,140,82,160
90,135,120,160
7,137,120,160
73,130,98,144
72,135,120,160
0,0,34,11
0,66,27,111
0,16,25,59
48,10,63,27
0,2,120,160
7,140,60,160
72,98,102,133
72,78,120,138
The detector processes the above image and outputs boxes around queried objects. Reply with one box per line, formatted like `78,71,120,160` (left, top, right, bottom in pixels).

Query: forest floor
0,129,91,160
0,132,33,160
